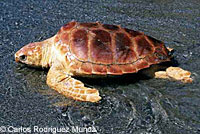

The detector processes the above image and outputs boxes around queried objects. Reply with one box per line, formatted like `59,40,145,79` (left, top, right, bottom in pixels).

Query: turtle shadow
75,72,149,87
15,59,179,88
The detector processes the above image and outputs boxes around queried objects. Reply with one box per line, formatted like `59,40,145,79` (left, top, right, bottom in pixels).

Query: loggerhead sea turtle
15,21,192,102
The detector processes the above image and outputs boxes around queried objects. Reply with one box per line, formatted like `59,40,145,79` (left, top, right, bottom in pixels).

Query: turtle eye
19,55,27,61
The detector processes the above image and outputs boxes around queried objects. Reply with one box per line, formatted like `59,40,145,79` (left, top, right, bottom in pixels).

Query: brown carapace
56,21,170,75
15,21,175,102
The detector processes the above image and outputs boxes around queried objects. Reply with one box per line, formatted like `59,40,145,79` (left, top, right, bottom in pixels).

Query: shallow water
0,0,200,133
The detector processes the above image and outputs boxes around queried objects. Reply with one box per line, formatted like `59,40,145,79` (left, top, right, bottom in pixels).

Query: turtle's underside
15,21,192,102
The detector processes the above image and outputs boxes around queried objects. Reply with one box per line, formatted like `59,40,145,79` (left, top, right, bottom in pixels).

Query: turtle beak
15,51,20,62
15,50,23,63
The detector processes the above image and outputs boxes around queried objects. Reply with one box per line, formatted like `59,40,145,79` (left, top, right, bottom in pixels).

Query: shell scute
121,64,137,73
154,48,169,60
115,32,137,63
90,30,113,64
102,24,119,30
134,59,149,70
145,55,159,64
79,22,99,28
124,28,143,37
92,64,107,74
135,36,154,57
146,35,163,47
107,65,123,75
69,61,79,70
80,63,92,74
62,21,76,31
71,29,88,61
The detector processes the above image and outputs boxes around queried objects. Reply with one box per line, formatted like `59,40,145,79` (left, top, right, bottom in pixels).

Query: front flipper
46,64,101,102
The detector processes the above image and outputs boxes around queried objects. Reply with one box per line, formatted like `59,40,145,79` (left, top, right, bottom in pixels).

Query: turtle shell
56,21,170,75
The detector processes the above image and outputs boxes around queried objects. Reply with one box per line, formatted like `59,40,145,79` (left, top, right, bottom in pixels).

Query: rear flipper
155,67,193,83
46,64,101,102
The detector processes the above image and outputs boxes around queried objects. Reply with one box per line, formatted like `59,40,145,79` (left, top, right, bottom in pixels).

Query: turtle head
15,42,43,67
